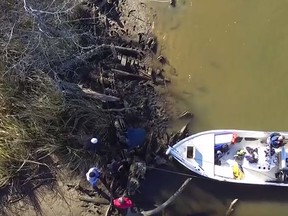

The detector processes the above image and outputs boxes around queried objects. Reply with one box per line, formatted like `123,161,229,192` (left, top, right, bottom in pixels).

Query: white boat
165,129,288,186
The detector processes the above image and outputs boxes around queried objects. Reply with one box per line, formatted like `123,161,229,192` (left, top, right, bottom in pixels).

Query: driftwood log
111,69,151,81
81,87,121,102
79,197,110,205
225,199,239,216
177,111,194,120
60,81,121,102
127,178,192,216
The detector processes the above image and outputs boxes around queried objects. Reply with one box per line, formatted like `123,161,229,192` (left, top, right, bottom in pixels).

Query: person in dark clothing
267,132,285,148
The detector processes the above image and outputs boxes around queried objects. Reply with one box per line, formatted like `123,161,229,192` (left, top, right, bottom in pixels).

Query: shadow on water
134,161,288,216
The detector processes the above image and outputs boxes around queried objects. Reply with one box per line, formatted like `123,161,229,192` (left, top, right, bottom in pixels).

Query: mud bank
0,0,184,216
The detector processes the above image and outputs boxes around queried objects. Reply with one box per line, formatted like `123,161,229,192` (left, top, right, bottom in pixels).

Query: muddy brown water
135,1,288,216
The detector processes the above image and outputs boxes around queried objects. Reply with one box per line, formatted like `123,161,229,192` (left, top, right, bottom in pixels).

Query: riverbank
0,0,178,215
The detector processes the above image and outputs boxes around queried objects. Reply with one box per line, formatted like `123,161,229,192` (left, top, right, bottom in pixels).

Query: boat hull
166,129,288,187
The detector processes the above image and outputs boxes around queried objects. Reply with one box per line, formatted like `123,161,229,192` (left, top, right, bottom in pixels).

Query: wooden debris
170,121,191,144
111,69,151,80
178,111,194,120
139,69,153,79
170,0,176,7
79,197,110,205
146,37,157,52
110,43,117,59
225,199,239,216
147,67,153,76
170,132,179,145
80,87,121,102
62,87,120,102
121,55,127,66
114,45,144,57
157,55,167,64
178,123,189,140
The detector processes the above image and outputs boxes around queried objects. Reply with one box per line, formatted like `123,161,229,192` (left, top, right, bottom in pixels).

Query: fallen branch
127,178,192,216
177,121,190,140
81,87,121,102
114,45,144,57
225,199,239,216
111,69,151,81
105,204,112,216
79,197,110,205
177,111,194,120
102,107,138,112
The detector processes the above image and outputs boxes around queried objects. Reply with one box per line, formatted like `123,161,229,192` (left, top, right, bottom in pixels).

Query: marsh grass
0,0,114,199
0,69,111,191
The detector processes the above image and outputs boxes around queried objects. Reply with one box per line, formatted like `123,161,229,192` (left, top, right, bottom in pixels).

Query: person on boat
267,132,286,148
214,143,229,153
215,150,222,165
214,143,229,164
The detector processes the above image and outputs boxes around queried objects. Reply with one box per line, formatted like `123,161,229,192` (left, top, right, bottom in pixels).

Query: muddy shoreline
0,0,184,216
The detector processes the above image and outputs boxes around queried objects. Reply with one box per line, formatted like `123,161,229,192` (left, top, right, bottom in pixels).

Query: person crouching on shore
86,167,101,192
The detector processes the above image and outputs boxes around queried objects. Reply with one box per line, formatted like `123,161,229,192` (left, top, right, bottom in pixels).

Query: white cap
90,138,98,144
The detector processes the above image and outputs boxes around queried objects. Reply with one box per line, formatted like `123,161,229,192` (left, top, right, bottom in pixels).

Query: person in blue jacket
267,132,285,148
86,167,101,192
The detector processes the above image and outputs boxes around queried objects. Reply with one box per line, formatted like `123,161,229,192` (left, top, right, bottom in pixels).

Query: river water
140,0,288,216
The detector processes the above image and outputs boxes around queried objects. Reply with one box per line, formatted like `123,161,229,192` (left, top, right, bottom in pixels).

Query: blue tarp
126,128,146,150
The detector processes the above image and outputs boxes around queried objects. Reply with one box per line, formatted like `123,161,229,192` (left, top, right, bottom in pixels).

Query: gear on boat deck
166,130,288,186
214,134,288,183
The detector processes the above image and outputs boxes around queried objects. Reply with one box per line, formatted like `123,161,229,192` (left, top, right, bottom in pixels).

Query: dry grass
0,0,113,193
0,68,111,191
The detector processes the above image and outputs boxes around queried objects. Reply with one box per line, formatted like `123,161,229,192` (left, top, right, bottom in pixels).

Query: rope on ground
147,166,207,179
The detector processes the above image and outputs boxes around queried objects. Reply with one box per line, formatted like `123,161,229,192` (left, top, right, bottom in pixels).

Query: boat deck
215,136,280,182
167,129,288,186
193,133,215,176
